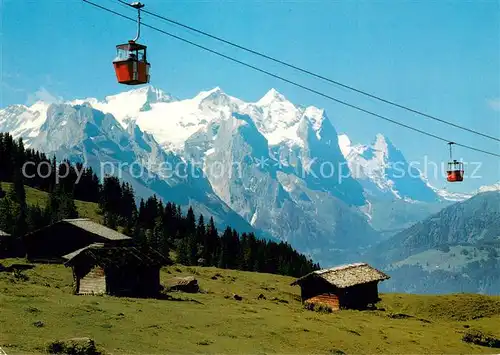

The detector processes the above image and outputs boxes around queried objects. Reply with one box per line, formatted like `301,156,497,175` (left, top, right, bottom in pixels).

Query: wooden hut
291,262,390,311
63,243,170,297
24,218,132,263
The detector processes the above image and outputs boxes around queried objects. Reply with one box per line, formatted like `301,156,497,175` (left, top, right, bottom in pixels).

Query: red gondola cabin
113,40,150,85
447,160,464,182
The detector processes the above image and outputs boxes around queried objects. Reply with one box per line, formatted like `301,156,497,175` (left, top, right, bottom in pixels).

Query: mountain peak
257,88,287,105
374,133,388,147
196,87,224,100
29,100,51,112
372,133,399,158
106,85,174,103
196,87,234,109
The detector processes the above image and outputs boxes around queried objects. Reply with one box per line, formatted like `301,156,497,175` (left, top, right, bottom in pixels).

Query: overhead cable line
82,0,500,158
115,0,500,144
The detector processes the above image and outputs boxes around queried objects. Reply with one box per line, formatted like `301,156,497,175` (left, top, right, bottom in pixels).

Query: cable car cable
114,0,500,144
82,0,500,158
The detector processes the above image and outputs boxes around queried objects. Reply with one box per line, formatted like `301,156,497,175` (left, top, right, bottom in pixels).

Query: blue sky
1,0,499,192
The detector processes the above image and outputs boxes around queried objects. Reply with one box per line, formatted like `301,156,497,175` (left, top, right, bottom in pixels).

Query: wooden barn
291,262,390,311
23,218,132,262
63,243,170,297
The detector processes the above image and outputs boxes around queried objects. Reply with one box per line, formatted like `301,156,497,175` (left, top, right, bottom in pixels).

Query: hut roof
62,243,170,268
291,262,390,289
61,219,132,241
24,218,132,242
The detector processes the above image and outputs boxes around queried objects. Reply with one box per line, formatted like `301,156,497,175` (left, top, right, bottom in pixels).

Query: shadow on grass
156,292,205,305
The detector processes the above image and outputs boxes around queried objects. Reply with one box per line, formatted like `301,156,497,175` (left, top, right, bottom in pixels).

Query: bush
305,302,333,313
13,269,29,281
47,337,102,355
462,330,500,348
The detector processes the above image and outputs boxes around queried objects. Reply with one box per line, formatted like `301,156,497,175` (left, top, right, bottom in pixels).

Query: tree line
0,132,320,277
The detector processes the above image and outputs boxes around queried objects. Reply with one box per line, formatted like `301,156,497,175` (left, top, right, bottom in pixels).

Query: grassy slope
0,260,499,354
0,182,101,223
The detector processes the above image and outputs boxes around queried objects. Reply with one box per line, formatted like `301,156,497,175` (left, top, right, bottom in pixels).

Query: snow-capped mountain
0,85,378,265
477,182,500,193
0,102,51,145
338,133,439,202
431,187,472,202
1,85,492,265
337,133,464,236
0,100,257,236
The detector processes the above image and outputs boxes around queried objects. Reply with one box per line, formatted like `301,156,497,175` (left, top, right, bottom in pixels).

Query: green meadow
1,259,499,354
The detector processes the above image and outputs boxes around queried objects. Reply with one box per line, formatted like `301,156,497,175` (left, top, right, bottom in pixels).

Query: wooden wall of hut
298,278,381,310
299,277,338,302
305,294,340,311
105,266,161,297
77,266,106,295
337,281,380,309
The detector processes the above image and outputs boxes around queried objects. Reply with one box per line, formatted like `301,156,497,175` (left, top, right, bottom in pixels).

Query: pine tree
153,216,169,257
9,172,28,253
229,229,241,269
49,155,57,192
187,233,198,265
253,240,266,272
203,216,218,265
103,211,119,230
45,186,79,223
0,193,14,235
218,227,233,269
176,237,190,265
196,214,205,245
142,195,160,230
132,220,147,250
59,192,78,220
185,207,196,235
138,199,146,227
120,182,137,231
241,233,253,271
0,195,15,256
145,228,155,249
99,175,122,217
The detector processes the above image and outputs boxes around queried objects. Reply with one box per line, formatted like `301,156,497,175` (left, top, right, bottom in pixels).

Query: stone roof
62,219,131,241
62,243,106,261
291,262,390,289
62,243,170,268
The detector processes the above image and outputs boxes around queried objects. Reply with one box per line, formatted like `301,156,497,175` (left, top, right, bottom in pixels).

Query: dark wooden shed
23,219,132,263
291,262,390,311
63,243,170,297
